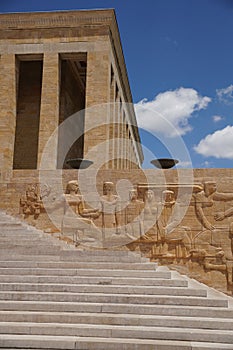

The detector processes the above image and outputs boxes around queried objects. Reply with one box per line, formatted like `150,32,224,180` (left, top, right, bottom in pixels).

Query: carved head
215,247,225,259
204,181,217,196
129,189,138,201
144,190,154,202
66,180,79,194
103,181,114,195
162,190,175,204
26,184,38,200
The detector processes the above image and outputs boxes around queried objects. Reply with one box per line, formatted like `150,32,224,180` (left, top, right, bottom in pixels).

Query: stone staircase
0,211,233,349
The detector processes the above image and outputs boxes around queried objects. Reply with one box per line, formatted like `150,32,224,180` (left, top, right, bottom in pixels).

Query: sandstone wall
1,168,233,294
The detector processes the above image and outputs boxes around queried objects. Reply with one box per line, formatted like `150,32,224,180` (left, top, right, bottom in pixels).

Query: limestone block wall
1,168,233,294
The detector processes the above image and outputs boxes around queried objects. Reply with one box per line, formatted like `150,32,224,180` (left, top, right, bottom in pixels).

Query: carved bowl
150,158,179,169
66,158,93,169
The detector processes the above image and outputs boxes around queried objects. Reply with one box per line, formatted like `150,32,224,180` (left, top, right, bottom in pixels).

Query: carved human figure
20,183,51,219
141,189,158,240
215,206,233,256
20,184,48,219
158,190,176,236
125,189,144,239
204,247,226,272
64,180,99,219
193,181,233,231
62,180,99,243
154,190,188,258
99,182,121,238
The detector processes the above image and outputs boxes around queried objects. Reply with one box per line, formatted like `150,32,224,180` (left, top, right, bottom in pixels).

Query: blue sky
1,0,233,168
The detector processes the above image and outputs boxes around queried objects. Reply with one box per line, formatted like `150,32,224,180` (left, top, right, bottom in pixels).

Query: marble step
0,263,159,274
0,283,207,297
0,243,61,248
0,251,148,261
0,291,227,307
0,301,232,318
0,222,24,228
1,234,60,242
1,322,233,343
0,227,38,233
0,255,61,262
59,250,148,260
0,236,72,249
1,311,233,330
0,248,62,255
1,335,233,350
0,255,149,264
0,234,60,242
0,232,44,237
0,267,177,278
0,243,66,250
0,275,187,287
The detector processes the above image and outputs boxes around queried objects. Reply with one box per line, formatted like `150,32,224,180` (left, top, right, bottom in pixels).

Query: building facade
1,10,233,295
0,9,143,171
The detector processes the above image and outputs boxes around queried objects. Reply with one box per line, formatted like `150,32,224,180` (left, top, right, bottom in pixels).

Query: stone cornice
0,9,114,29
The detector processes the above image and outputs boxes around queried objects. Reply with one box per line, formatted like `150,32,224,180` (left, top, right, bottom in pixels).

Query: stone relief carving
193,181,233,231
203,247,227,272
98,181,121,244
125,182,233,293
125,189,144,240
62,180,100,246
141,189,158,241
215,207,233,252
26,178,233,293
151,190,190,260
214,205,233,287
20,183,50,219
61,180,144,248
184,181,233,290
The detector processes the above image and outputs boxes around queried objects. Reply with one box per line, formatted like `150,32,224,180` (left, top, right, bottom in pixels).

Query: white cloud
216,85,233,104
212,115,223,123
194,125,233,159
135,87,211,137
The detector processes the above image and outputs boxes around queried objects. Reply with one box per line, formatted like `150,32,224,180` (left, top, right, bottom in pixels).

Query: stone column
123,116,127,169
0,54,16,170
109,75,116,169
128,128,131,169
126,124,130,169
129,141,132,170
37,53,59,169
114,93,120,169
84,51,110,164
118,102,123,169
